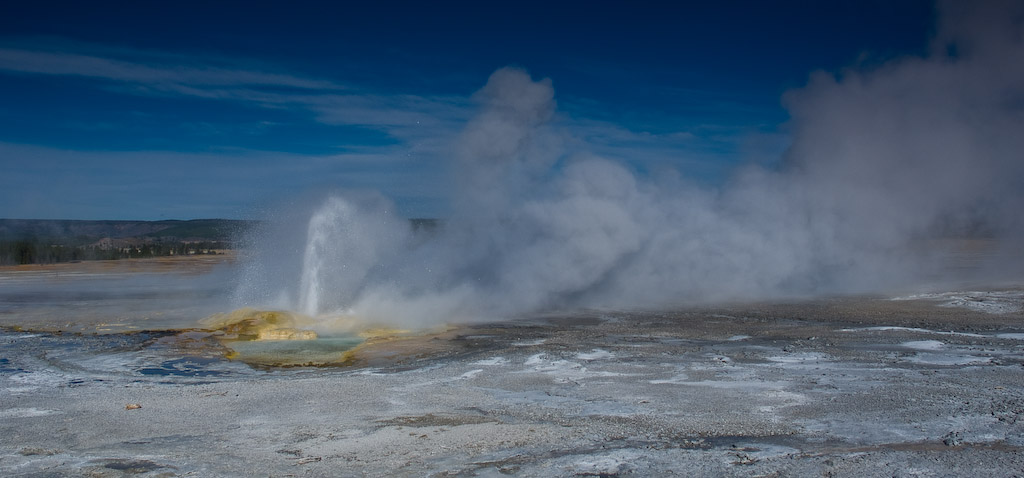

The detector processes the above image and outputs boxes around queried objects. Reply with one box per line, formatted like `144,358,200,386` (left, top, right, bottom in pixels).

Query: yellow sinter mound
199,308,319,341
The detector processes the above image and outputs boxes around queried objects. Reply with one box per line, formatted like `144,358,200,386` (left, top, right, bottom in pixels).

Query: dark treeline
0,218,435,265
0,218,250,265
0,240,230,265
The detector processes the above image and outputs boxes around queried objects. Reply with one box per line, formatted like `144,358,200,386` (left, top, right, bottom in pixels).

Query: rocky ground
2,288,1024,477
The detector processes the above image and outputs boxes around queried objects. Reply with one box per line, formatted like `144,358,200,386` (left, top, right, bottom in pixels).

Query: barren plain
1,258,1023,477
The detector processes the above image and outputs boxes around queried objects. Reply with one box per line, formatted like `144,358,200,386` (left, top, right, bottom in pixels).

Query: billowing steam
234,1,1023,327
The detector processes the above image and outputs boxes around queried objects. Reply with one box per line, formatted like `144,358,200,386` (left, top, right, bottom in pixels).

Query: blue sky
0,1,933,220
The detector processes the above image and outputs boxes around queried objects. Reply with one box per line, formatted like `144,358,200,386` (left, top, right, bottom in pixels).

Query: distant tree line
0,240,230,265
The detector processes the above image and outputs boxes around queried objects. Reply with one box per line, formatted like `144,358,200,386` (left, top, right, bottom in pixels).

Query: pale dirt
0,251,236,276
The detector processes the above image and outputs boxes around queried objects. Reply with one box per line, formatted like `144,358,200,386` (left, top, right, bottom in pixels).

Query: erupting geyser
231,2,1024,329
297,196,405,317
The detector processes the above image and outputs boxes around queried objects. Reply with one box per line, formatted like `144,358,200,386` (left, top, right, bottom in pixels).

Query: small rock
732,452,758,465
943,431,963,446
19,447,60,456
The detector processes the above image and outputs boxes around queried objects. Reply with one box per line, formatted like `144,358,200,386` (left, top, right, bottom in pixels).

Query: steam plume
234,1,1024,327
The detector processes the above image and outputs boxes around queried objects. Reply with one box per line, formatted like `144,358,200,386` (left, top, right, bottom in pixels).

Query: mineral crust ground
3,286,1024,476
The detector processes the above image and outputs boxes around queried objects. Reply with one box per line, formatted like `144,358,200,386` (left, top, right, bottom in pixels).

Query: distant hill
0,219,255,246
0,219,257,265
0,218,438,265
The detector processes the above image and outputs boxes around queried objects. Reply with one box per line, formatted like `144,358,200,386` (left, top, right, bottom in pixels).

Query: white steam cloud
234,1,1024,327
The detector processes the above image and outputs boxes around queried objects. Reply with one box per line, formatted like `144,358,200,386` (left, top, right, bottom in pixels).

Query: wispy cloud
0,41,471,141
0,39,785,219
0,47,343,90
309,93,468,127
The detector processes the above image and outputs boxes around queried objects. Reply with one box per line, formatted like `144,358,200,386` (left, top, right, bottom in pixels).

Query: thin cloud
0,47,342,90
0,41,476,146
310,94,469,127
0,39,784,222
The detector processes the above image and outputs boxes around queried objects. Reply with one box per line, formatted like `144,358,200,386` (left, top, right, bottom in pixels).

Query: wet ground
2,271,1024,476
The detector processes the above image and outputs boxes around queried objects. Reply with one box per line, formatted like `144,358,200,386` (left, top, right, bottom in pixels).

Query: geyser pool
199,308,358,366
223,336,365,367
198,307,427,366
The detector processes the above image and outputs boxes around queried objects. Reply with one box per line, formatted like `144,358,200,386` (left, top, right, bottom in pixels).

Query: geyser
297,196,408,317
232,1,1024,328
